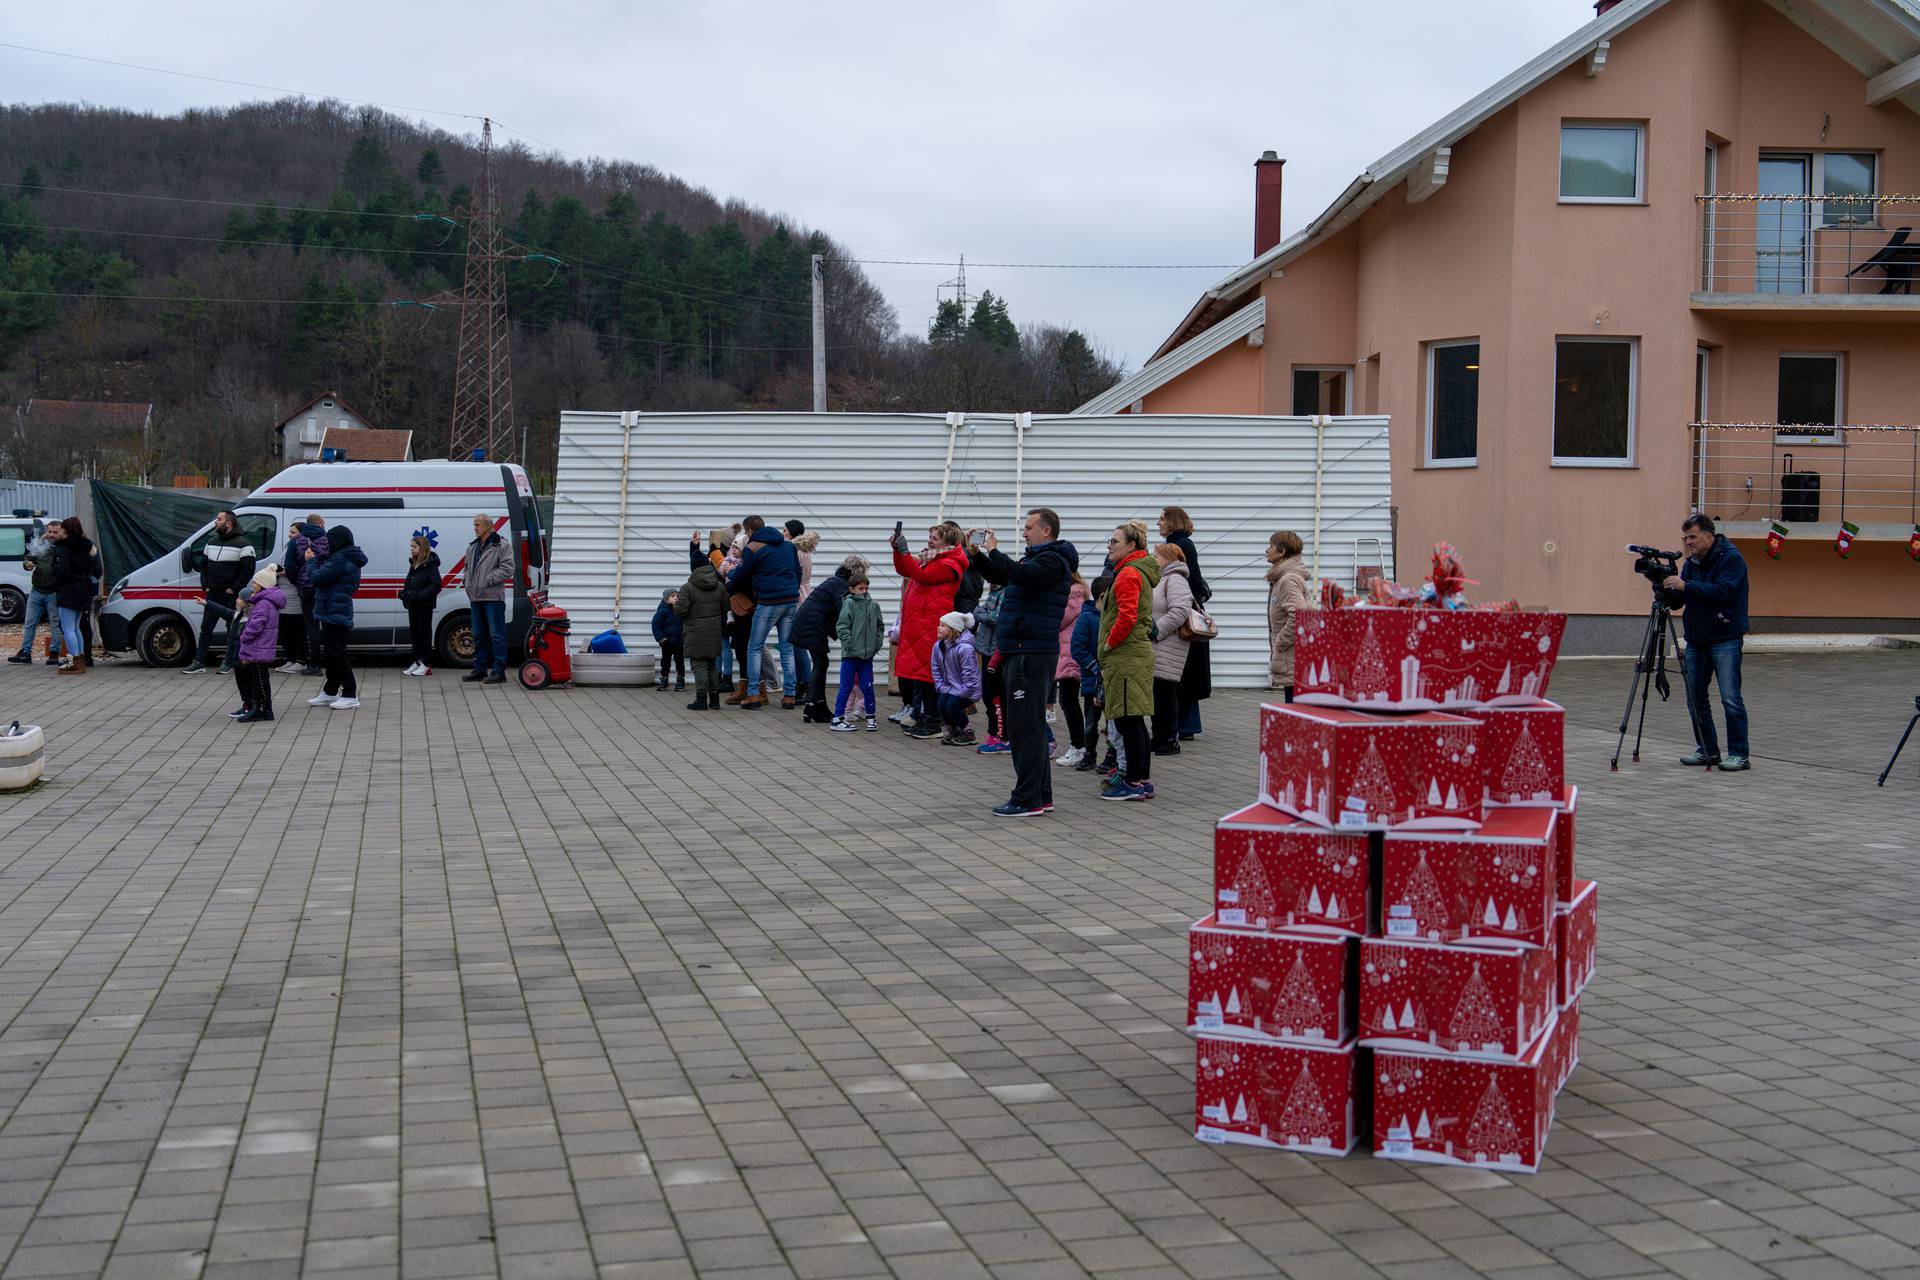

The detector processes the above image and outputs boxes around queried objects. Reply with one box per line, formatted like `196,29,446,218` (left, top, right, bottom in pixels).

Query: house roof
274,391,377,435
1140,0,1920,363
24,399,153,430
1072,298,1266,416
320,426,413,461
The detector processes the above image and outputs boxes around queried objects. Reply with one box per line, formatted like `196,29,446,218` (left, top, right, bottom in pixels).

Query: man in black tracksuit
187,511,256,674
967,508,1079,819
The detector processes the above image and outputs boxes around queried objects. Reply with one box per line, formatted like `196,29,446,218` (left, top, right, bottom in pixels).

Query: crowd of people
8,516,101,674
655,505,1314,817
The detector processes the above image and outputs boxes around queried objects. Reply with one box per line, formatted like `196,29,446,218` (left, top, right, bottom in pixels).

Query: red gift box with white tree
1195,1035,1361,1156
1372,1026,1558,1172
1554,785,1578,905
1294,609,1567,712
1555,880,1598,1008
1213,804,1370,936
1189,916,1352,1045
1549,997,1580,1094
1259,704,1483,832
1473,701,1566,808
1359,938,1556,1061
1381,808,1559,949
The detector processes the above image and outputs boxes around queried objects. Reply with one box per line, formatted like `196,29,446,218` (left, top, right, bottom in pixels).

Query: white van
100,461,547,667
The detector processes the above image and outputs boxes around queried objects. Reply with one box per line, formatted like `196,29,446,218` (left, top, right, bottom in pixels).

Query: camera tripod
1611,591,1706,770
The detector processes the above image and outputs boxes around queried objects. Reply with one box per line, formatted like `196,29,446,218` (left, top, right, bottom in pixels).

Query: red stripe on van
258,486,506,494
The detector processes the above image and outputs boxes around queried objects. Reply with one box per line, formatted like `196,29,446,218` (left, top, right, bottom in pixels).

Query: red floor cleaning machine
519,591,572,689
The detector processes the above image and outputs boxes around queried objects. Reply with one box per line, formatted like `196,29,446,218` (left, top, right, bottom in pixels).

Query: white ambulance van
100,461,547,667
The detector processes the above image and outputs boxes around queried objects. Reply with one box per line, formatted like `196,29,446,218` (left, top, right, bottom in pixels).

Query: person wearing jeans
726,524,802,709
10,527,64,664
1662,513,1751,771
460,514,516,684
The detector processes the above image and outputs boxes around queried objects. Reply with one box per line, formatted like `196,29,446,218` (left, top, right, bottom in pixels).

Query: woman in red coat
891,520,971,737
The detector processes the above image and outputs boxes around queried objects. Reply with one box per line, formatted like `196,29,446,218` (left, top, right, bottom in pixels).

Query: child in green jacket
830,573,885,732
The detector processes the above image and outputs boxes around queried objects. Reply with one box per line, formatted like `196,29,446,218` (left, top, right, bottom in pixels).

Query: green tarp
91,481,227,589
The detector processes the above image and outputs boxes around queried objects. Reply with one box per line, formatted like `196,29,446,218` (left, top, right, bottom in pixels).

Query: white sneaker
829,718,858,733
1045,707,1058,723
403,662,422,676
307,693,338,707
330,696,361,710
1058,747,1085,768
276,661,303,674
886,707,913,724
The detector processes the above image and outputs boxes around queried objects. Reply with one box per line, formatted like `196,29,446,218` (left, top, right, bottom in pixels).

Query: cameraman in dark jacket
968,508,1080,818
1661,513,1750,771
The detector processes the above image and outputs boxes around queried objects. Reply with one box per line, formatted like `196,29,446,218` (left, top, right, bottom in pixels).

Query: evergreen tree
57,149,82,184
18,164,43,198
928,298,966,344
416,148,445,188
342,135,400,203
1,247,58,343
968,290,1018,351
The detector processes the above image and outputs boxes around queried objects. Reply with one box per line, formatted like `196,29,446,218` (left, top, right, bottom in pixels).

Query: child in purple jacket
231,567,287,723
931,610,982,747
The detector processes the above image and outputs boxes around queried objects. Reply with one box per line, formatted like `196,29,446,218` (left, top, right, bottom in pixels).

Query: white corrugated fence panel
550,411,1392,688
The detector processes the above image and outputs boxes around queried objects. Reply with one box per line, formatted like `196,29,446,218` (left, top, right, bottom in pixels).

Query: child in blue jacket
1072,575,1111,773
651,588,686,691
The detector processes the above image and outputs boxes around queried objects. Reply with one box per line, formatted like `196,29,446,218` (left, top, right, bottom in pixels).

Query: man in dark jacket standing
968,508,1080,818
462,514,516,685
1662,514,1751,771
728,524,801,710
186,511,256,675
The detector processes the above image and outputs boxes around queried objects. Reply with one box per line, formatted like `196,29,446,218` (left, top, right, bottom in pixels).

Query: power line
0,40,485,123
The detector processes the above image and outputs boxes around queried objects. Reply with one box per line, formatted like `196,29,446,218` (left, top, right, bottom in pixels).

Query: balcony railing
1688,422,1920,540
1696,194,1920,299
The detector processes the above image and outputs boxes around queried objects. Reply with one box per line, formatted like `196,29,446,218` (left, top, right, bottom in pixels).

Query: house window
1291,367,1352,415
1552,338,1636,465
1819,152,1875,226
1560,124,1643,203
1777,353,1843,441
1425,340,1480,466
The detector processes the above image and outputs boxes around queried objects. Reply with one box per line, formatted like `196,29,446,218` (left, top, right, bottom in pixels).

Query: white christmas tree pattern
1466,1077,1521,1157
1352,620,1391,697
1195,931,1235,973
1348,736,1400,820
1447,960,1504,1048
1402,851,1449,935
1270,952,1324,1035
1498,722,1553,801
1232,848,1277,925
1278,1061,1332,1139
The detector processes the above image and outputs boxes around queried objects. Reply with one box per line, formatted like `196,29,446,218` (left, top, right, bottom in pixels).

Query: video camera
1626,544,1682,589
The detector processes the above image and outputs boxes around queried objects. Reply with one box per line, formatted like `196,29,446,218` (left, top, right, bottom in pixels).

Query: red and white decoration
1259,704,1483,831
1189,917,1352,1045
1196,1035,1361,1155
1373,1024,1558,1172
1554,880,1598,1008
1359,938,1555,1062
1473,701,1565,807
1549,998,1580,1094
1295,609,1567,712
1213,805,1370,936
1381,808,1558,949
1554,785,1578,905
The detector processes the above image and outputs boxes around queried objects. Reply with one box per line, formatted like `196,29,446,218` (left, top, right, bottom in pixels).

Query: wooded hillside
0,99,1121,486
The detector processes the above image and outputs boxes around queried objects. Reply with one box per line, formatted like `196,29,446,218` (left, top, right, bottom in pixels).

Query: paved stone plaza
0,650,1916,1280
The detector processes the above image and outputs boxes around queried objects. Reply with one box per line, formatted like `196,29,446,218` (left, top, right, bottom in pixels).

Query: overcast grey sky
4,1,1595,369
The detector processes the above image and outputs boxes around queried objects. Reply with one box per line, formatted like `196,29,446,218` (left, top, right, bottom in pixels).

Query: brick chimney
1254,151,1285,256
1593,0,1623,14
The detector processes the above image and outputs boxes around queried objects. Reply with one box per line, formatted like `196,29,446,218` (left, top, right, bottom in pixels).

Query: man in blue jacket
728,524,801,709
1661,513,1750,771
968,508,1080,818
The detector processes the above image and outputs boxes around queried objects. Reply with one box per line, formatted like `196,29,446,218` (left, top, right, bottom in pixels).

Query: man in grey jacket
462,514,516,684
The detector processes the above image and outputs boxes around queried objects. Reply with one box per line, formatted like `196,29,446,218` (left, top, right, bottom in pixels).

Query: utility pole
810,254,827,413
449,118,514,462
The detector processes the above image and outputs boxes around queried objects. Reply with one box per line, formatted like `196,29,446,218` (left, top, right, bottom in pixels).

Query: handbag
1179,606,1219,642
728,592,755,618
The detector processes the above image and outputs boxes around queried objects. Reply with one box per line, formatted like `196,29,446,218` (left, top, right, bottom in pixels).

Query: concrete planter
0,723,45,791
570,653,656,687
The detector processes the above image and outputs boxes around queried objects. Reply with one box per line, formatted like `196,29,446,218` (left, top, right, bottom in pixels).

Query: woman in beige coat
1266,530,1311,699
1149,543,1195,754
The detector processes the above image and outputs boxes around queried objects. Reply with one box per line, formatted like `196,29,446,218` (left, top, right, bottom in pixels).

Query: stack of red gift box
1191,604,1597,1173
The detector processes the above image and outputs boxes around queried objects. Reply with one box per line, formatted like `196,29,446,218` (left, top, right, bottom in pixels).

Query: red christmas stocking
1835,521,1858,559
1909,525,1920,562
1765,521,1786,560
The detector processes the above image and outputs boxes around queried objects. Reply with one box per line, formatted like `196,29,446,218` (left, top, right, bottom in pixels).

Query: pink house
1084,0,1920,647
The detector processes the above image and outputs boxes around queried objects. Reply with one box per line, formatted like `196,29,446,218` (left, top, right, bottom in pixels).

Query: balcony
1694,195,1920,319
1688,422,1920,542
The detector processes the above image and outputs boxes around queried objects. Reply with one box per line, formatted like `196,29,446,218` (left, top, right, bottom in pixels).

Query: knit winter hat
250,567,280,591
938,611,974,634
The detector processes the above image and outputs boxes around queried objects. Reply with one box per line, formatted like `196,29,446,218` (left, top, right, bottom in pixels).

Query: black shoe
44,656,60,666
1073,752,1097,772
236,711,275,723
655,681,670,691
1178,733,1196,742
484,672,506,685
675,681,687,691
909,722,943,739
300,665,323,677
6,652,29,664
686,695,709,710
462,671,487,682
1153,743,1182,757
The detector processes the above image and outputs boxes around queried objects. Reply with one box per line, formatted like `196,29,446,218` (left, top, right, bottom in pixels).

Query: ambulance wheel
436,615,475,668
136,612,194,667
518,659,550,690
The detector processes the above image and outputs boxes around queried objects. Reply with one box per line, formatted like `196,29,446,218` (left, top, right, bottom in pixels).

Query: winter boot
686,692,710,710
724,680,747,706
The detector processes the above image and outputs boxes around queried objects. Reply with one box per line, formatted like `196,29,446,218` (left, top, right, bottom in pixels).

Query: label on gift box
1219,889,1241,904
1387,919,1418,938
1196,1125,1227,1144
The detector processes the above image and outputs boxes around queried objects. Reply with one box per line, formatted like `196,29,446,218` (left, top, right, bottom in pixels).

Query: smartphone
893,521,903,539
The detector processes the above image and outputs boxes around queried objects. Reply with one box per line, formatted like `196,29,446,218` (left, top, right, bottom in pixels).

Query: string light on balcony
1688,421,1920,432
